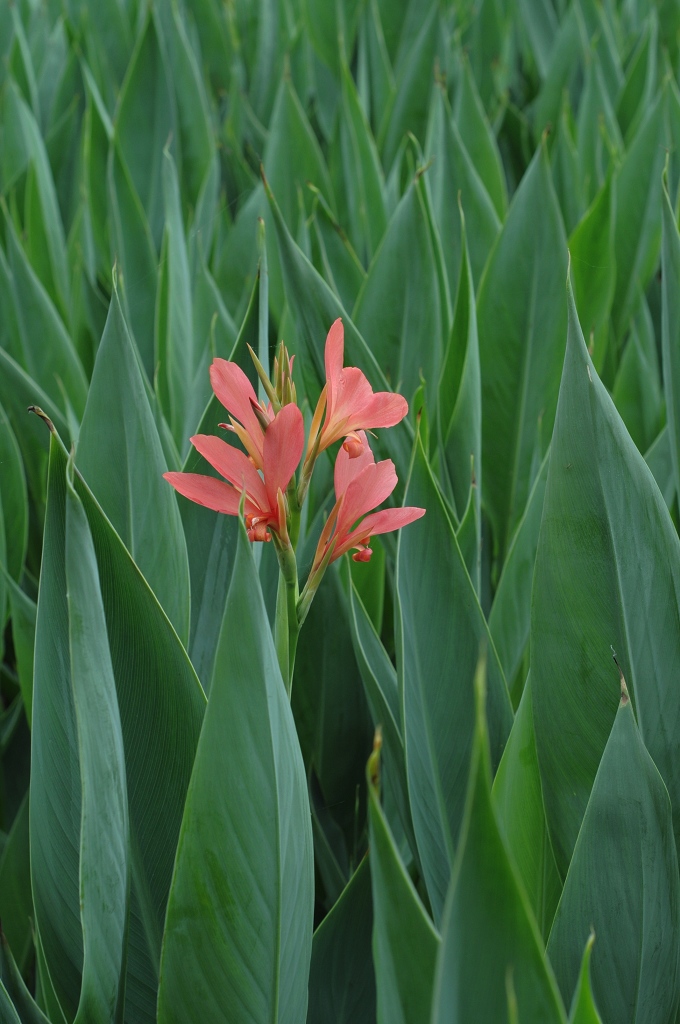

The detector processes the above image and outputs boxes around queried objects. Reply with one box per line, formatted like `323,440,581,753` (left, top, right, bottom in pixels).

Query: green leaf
157,3,216,210
0,982,21,1024
568,937,603,1024
532,278,680,877
65,461,129,1024
615,12,657,143
612,85,668,337
492,675,562,939
114,11,176,249
453,53,507,220
368,748,439,1024
612,296,663,454
0,794,32,973
551,104,582,236
397,434,513,922
307,858,376,1024
157,150,203,452
488,451,548,690
662,174,680,508
3,210,88,421
337,55,387,265
575,55,622,207
5,575,36,726
77,287,190,642
438,212,481,525
568,174,615,375
532,6,582,139
478,142,568,558
378,1,438,172
157,518,313,1024
426,84,500,300
431,661,567,1024
107,141,158,382
0,403,28,581
517,0,558,79
645,425,675,511
547,691,680,1023
0,931,51,1024
3,80,70,320
353,178,443,402
32,425,205,1024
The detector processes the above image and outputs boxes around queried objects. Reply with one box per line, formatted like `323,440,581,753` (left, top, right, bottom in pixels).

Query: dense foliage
2,0,680,1021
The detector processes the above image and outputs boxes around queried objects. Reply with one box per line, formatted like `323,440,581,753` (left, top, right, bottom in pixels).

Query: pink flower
164,404,304,543
209,358,274,471
307,319,409,461
312,432,425,566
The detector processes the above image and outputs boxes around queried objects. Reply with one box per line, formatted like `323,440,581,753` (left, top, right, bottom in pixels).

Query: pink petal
164,472,249,516
334,506,426,561
190,435,268,511
321,366,374,448
357,391,409,430
324,319,345,422
263,404,305,509
336,459,398,539
210,359,265,459
334,431,375,500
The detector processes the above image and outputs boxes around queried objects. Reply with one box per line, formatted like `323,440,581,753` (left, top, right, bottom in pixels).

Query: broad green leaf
353,178,443,403
337,55,387,265
532,5,581,137
5,575,36,725
438,213,481,526
368,747,439,1024
0,794,32,973
307,858,376,1024
293,565,374,845
264,75,335,229
426,85,500,299
453,53,507,220
575,55,622,206
645,425,675,510
492,676,562,940
551,103,582,235
157,519,313,1024
478,142,567,558
65,463,128,1024
0,983,21,1024
517,0,558,79
359,0,395,139
3,211,87,420
0,931,51,1024
157,150,203,451
612,296,663,454
107,141,158,382
431,663,566,1024
455,485,480,595
456,0,511,115
3,79,70,320
662,175,680,508
76,287,191,644
378,1,438,172
568,174,615,374
612,86,668,338
30,432,83,1020
488,451,548,691
0,404,28,581
157,3,216,209
266,177,413,476
114,11,176,249
615,12,657,143
532,279,680,877
308,192,367,313
547,691,680,1024
576,0,623,103
32,425,205,1024
568,938,603,1024
81,59,113,281
397,434,513,922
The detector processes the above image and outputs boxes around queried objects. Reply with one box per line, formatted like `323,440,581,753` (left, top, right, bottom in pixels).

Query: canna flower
209,358,274,471
164,403,304,543
306,319,409,464
311,431,425,568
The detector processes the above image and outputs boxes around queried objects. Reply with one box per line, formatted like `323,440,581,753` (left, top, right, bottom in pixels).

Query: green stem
274,541,300,699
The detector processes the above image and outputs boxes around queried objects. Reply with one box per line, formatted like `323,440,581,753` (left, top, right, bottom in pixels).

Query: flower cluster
165,319,424,690
164,318,424,567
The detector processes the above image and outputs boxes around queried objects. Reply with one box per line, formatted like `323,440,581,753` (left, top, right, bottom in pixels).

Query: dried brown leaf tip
611,647,630,705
